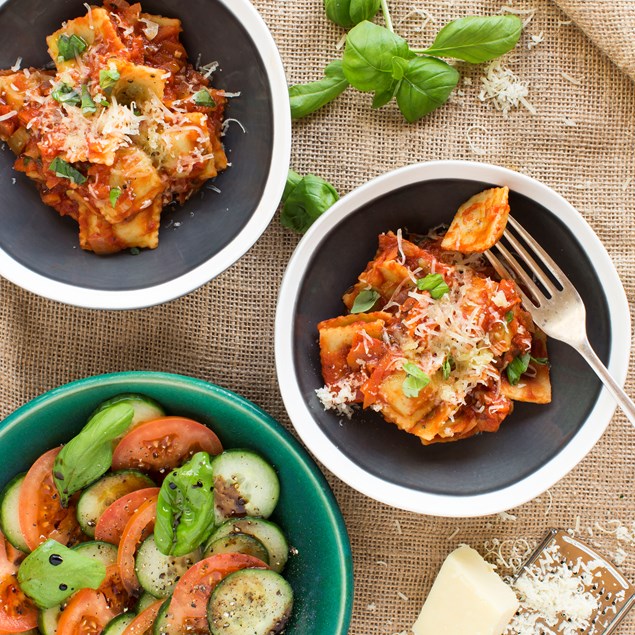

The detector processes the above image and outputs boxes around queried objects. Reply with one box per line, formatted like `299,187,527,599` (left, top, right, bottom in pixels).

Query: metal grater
511,529,635,635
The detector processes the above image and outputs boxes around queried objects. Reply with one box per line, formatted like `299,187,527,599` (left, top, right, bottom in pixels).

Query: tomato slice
111,417,222,474
57,565,129,635
19,447,83,551
0,532,37,633
122,599,163,635
165,554,268,633
94,487,160,545
117,497,157,595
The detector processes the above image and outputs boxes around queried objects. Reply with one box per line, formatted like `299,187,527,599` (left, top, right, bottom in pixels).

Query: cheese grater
511,529,635,635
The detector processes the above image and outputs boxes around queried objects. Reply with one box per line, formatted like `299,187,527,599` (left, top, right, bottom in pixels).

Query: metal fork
485,215,635,427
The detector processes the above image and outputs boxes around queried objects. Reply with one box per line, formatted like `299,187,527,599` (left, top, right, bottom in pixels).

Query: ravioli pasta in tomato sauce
317,187,551,446
0,0,227,254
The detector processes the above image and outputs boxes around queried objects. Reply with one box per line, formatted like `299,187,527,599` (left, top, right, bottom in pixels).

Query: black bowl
0,0,290,308
276,162,630,516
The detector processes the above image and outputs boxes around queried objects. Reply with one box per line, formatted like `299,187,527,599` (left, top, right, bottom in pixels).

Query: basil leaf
351,289,380,313
282,170,303,204
505,310,514,324
422,15,522,63
289,60,349,119
343,21,414,94
155,452,216,557
109,186,122,208
17,540,106,608
402,362,431,398
281,173,339,233
416,272,450,298
81,85,96,114
53,403,134,506
349,0,382,25
48,157,87,185
371,85,397,109
395,56,459,123
506,353,531,386
325,0,381,28
193,89,216,107
57,34,88,61
51,83,81,106
99,67,121,92
442,355,453,380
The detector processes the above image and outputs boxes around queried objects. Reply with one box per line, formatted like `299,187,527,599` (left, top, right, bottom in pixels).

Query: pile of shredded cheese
478,60,536,117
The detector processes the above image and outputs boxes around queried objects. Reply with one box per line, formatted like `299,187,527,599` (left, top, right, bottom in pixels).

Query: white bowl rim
275,160,631,518
0,0,291,310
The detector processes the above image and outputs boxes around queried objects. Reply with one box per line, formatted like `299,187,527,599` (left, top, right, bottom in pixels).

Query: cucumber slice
136,591,157,613
205,518,289,573
205,533,269,564
152,598,172,635
135,534,200,598
212,450,279,525
73,541,118,567
38,604,62,635
207,569,293,635
0,473,29,552
103,613,136,634
77,470,154,537
92,393,165,431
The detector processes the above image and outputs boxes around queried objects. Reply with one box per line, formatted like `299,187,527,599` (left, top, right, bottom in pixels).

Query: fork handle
578,338,635,427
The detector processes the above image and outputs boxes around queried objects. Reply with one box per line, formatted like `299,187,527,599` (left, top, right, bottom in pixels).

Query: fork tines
485,215,569,308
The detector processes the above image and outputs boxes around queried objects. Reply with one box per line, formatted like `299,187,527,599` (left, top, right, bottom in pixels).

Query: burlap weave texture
1,0,635,633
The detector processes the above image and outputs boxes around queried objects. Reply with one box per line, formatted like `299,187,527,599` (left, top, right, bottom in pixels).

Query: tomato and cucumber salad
0,393,293,635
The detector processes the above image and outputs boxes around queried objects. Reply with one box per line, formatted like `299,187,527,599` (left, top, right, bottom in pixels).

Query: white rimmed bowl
275,160,631,517
0,0,291,309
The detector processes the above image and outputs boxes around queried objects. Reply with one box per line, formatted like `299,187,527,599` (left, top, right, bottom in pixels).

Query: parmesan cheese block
412,546,519,635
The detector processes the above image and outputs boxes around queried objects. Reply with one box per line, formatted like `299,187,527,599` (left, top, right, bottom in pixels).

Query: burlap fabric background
1,0,634,633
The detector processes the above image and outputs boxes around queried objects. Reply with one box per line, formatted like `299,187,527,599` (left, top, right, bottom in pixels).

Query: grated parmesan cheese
0,111,18,122
478,61,535,117
10,57,22,72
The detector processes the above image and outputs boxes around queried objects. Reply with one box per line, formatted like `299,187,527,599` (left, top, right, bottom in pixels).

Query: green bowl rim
0,370,353,634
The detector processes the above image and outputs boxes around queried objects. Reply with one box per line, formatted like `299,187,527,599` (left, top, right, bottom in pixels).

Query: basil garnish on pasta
48,157,87,185
57,34,88,61
402,362,430,398
417,273,450,299
109,187,122,208
51,84,81,106
351,289,380,313
193,89,216,107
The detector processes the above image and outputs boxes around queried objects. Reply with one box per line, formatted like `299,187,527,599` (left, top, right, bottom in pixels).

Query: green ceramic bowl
0,372,353,634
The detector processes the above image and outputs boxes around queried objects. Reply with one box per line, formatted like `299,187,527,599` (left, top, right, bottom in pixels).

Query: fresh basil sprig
18,540,106,608
421,15,523,63
49,157,87,186
325,0,380,28
155,452,216,557
288,7,522,122
53,402,134,506
402,362,431,398
351,288,380,313
281,169,339,233
289,60,349,119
